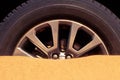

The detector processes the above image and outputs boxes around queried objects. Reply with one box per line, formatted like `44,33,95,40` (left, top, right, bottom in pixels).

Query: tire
0,0,120,59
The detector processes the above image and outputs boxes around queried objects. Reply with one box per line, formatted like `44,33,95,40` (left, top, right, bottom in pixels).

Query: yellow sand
0,56,120,80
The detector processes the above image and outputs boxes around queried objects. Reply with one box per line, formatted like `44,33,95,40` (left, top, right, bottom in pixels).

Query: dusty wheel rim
13,19,109,59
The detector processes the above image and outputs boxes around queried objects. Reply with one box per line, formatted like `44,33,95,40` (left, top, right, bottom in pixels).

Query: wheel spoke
68,23,82,52
25,29,49,55
13,47,33,57
77,36,101,56
48,21,59,51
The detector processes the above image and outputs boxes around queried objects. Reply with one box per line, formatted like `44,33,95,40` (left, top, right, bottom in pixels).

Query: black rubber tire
0,0,120,55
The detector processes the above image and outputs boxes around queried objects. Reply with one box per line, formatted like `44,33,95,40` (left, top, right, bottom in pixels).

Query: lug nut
65,54,73,59
52,53,59,59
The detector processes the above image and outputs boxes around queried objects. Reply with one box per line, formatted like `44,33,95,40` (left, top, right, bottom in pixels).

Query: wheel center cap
59,52,65,59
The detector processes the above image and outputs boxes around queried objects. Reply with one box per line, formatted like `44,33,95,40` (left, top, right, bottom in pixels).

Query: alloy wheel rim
13,19,109,59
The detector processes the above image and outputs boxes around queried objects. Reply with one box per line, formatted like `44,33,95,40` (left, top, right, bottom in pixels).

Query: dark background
0,0,120,22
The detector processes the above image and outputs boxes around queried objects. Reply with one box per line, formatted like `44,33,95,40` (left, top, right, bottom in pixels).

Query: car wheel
0,0,120,59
